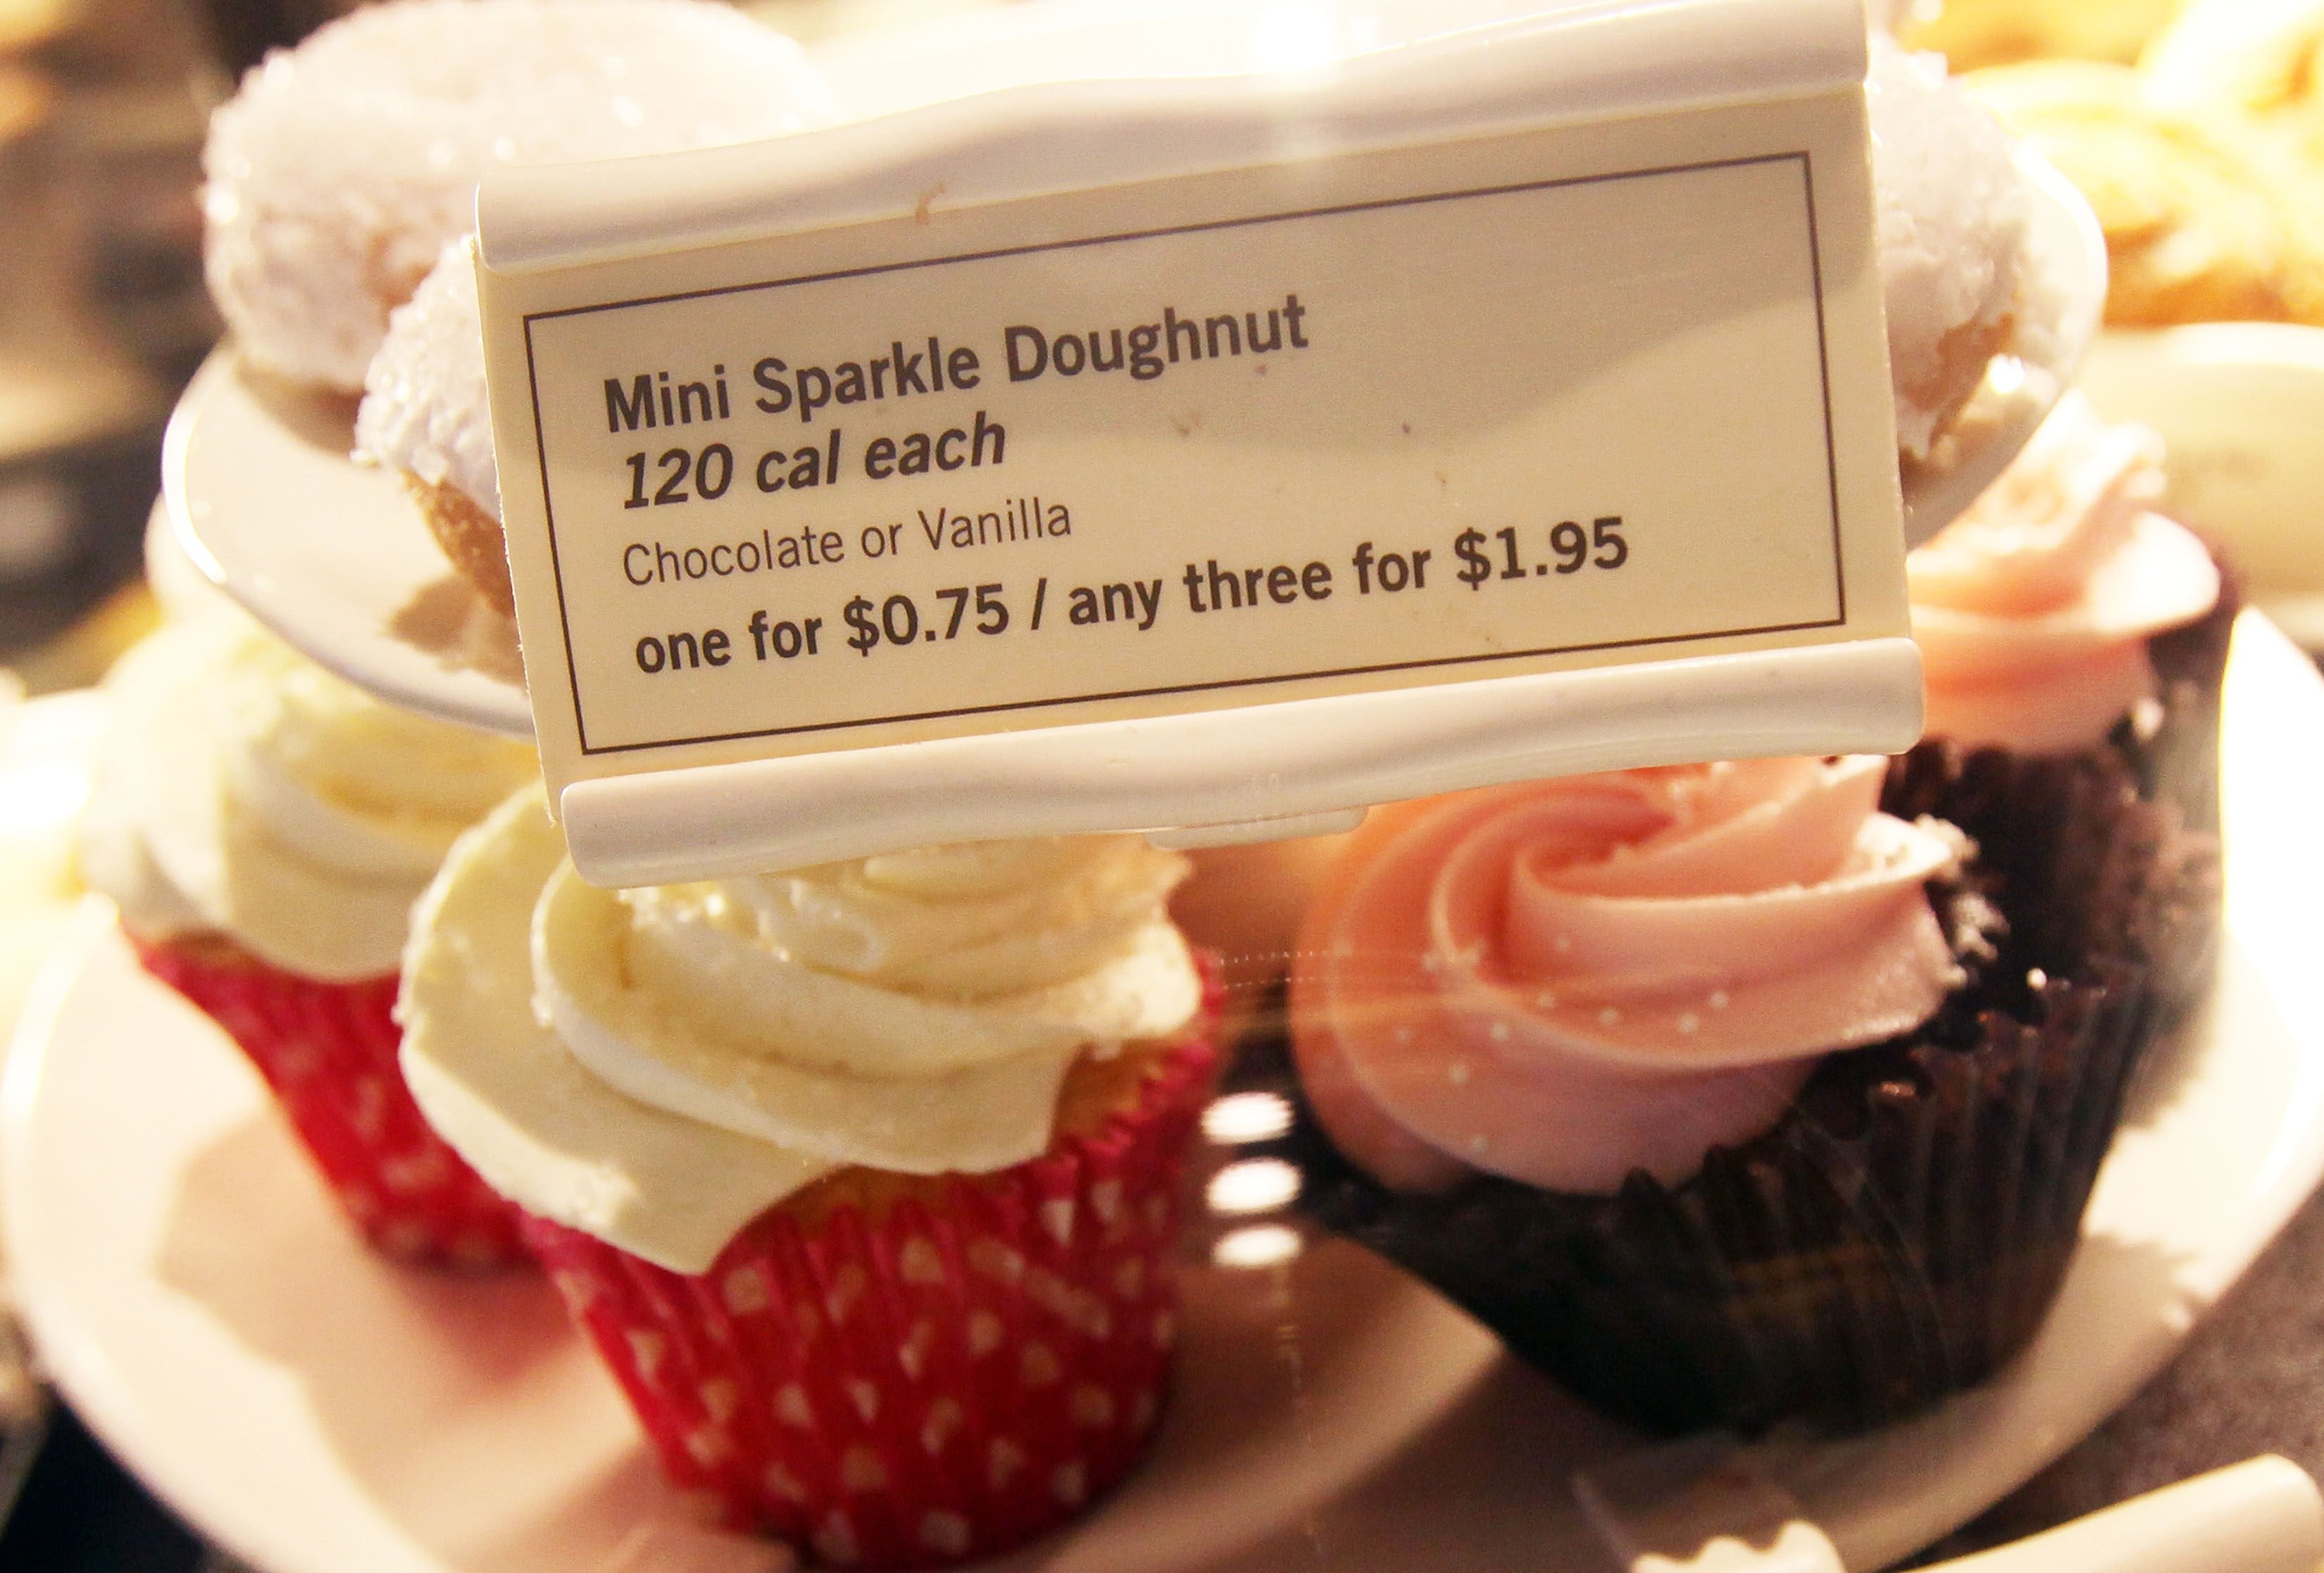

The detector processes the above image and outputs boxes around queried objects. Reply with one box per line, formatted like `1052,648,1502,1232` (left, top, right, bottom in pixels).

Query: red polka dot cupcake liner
132,934,530,1270
523,1025,1220,1569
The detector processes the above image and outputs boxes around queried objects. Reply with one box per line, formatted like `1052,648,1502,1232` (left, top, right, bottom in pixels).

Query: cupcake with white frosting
399,789,1220,1567
78,611,539,1265
1280,743,2213,1433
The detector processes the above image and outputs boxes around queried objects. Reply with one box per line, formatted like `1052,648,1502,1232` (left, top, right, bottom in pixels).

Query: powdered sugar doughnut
356,239,510,610
1870,32,2032,461
205,0,827,393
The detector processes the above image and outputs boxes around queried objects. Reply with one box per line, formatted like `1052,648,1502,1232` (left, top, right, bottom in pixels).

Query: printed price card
477,0,1923,882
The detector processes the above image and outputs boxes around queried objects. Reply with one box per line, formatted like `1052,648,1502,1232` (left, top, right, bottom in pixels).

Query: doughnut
204,0,828,393
1870,33,2034,463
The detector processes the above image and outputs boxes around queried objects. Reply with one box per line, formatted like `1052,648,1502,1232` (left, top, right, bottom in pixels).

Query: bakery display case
3,1,2324,1571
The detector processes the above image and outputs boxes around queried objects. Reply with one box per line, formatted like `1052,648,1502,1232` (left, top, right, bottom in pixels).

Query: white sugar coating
204,0,830,392
356,238,496,515
1868,34,2030,460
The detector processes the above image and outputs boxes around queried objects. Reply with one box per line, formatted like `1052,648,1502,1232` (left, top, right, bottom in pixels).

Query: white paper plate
8,613,2323,1572
161,0,2103,742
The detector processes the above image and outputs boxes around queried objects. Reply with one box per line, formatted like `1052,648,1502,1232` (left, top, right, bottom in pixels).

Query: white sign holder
476,0,1920,886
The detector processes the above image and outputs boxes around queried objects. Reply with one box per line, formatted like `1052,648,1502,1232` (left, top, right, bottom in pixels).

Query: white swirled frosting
78,613,538,979
400,788,1201,1272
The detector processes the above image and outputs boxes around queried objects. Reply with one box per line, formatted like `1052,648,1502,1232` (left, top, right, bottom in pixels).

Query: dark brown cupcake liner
1270,744,2219,1436
2114,541,2239,834
1884,737,2223,1013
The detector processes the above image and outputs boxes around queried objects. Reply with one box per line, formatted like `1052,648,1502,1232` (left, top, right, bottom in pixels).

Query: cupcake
1278,747,2216,1434
1908,391,2235,826
399,789,1220,1566
203,0,827,394
2142,0,2324,151
77,610,539,1265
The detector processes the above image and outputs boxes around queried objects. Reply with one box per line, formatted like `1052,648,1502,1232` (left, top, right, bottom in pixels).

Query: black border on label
519,147,1848,758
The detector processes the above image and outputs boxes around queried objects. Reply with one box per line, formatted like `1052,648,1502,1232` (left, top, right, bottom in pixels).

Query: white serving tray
8,613,2321,1573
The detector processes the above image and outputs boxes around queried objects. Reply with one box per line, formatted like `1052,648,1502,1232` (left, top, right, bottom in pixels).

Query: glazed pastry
78,610,539,1265
1282,747,2215,1433
204,0,827,392
400,791,1219,1566
1908,391,2236,828
1970,61,2318,325
2140,0,2324,322
2142,0,2324,143
1897,0,2189,73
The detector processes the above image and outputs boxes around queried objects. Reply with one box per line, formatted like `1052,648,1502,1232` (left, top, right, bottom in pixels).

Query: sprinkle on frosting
1909,391,2221,750
1290,757,1965,1195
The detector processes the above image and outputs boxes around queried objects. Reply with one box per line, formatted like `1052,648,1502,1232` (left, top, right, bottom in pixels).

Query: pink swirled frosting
1910,394,2220,751
1289,757,1965,1195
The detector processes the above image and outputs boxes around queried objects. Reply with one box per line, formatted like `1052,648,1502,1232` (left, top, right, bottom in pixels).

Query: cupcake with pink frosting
1292,758,1964,1198
1908,392,2237,824
1282,743,2213,1433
